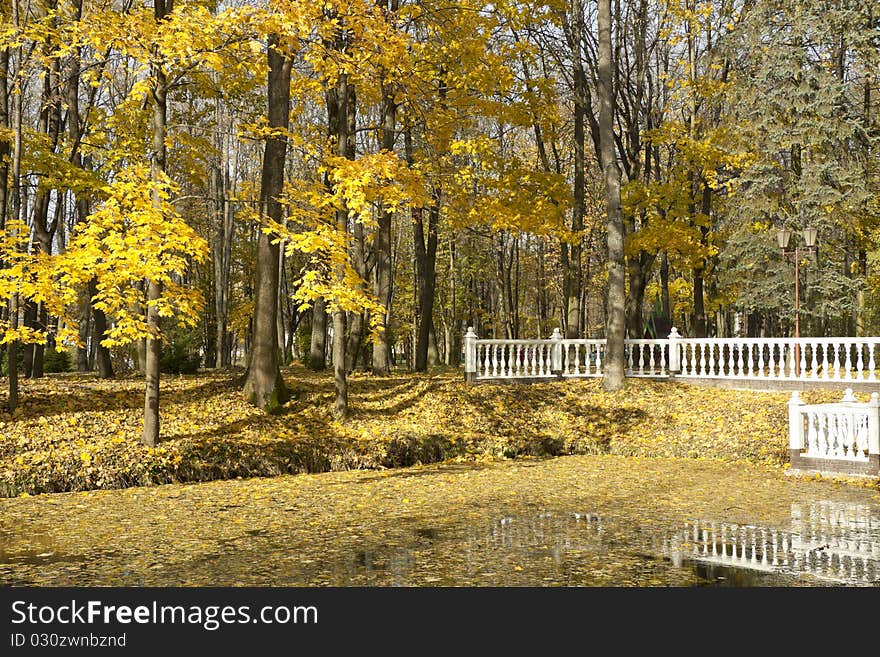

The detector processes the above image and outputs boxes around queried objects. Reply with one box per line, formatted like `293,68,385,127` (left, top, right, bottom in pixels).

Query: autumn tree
598,0,625,389
242,31,292,413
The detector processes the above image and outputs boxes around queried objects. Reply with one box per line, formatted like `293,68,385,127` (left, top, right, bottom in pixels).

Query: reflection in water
470,511,603,552
336,501,880,586
661,501,880,586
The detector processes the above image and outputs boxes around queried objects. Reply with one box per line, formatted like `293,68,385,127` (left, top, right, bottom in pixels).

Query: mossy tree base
243,369,291,414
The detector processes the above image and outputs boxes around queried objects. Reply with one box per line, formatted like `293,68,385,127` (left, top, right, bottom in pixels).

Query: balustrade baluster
648,344,656,375
627,343,634,375
699,343,707,376
807,412,819,454
574,344,582,376
757,343,765,378
810,341,818,379
482,345,490,378
708,342,716,376
745,343,753,377
821,414,831,456
869,343,877,381
856,343,864,380
844,343,853,380
595,345,603,375
789,342,798,379
659,343,666,375
832,413,842,458
491,345,498,377
856,416,869,458
833,342,842,380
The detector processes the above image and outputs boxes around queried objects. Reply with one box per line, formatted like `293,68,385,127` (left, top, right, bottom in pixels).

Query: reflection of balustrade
473,511,604,553
663,501,880,586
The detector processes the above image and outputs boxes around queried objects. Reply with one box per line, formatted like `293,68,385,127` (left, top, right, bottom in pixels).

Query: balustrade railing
463,326,880,385
677,337,880,381
788,389,880,476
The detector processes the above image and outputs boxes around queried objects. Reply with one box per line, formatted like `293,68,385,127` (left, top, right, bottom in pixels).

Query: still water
329,500,880,586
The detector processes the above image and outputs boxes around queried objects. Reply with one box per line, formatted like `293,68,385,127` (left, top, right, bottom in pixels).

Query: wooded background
0,0,878,433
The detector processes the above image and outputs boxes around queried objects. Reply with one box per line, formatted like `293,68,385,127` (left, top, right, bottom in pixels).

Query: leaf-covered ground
0,367,865,496
1,455,878,586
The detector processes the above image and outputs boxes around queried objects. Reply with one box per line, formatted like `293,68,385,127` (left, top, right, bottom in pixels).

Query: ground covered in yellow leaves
1,455,878,586
0,367,863,496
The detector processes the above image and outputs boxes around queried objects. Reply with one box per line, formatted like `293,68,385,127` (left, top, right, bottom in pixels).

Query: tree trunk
143,0,173,445
372,67,397,374
598,0,626,391
560,0,588,339
6,21,19,409
692,186,711,338
89,278,115,379
330,66,355,419
414,200,439,371
625,251,656,338
243,33,292,413
660,252,670,322
211,102,234,368
0,23,14,412
309,297,327,370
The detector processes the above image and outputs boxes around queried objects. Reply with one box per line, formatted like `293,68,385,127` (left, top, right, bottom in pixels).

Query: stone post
868,392,880,457
550,328,563,378
788,391,805,466
667,326,681,376
464,326,478,385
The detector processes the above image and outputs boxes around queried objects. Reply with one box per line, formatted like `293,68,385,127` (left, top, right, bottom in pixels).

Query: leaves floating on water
1,455,877,586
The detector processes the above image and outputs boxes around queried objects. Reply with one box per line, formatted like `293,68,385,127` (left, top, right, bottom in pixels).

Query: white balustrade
789,389,880,465
464,328,880,386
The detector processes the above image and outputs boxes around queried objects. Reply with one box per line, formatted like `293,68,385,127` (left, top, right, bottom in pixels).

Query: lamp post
777,226,818,376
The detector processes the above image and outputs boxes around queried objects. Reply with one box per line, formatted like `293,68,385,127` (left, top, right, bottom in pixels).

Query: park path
1,455,878,586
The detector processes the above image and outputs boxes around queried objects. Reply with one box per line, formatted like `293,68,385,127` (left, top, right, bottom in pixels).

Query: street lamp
777,226,818,376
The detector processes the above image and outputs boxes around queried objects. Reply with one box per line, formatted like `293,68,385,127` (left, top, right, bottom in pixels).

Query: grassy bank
0,366,850,496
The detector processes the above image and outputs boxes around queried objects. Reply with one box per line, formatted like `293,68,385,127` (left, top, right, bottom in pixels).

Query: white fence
463,326,880,384
788,389,880,475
